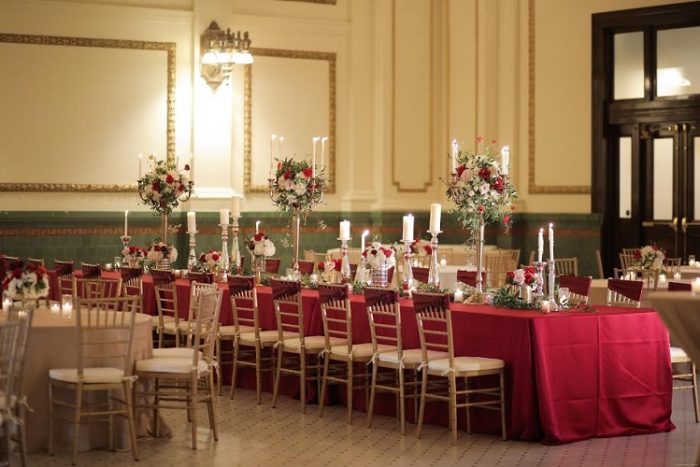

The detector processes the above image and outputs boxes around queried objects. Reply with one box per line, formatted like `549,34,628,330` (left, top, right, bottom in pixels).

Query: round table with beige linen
10,308,165,453
647,291,700,465
677,266,700,280
588,278,693,307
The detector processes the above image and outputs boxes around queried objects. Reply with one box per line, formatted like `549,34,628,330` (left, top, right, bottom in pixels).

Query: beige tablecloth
678,266,700,280
13,309,157,453
647,292,700,464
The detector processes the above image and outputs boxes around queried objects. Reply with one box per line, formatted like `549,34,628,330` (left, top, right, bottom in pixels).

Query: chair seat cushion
152,348,202,359
219,325,254,336
239,330,296,344
281,335,345,353
135,357,209,375
670,346,690,363
49,367,126,384
330,342,394,359
428,356,504,373
377,348,448,366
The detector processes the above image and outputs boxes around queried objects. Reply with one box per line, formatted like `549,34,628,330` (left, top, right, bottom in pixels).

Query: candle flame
362,229,369,237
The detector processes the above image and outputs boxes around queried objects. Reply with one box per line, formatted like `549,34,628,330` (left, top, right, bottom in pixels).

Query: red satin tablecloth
48,271,675,443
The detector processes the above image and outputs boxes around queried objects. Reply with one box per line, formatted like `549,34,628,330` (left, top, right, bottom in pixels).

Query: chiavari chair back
412,267,429,284
553,257,578,276
265,258,281,274
80,262,101,279
297,260,315,275
54,259,75,277
48,296,139,463
154,282,183,348
187,271,214,284
664,257,682,268
485,251,513,288
75,278,123,300
622,248,641,256
150,268,176,286
27,257,44,267
122,276,144,314
120,266,143,282
414,292,506,442
187,282,218,322
606,278,643,308
619,253,637,269
558,275,592,304
319,283,352,360
595,250,605,279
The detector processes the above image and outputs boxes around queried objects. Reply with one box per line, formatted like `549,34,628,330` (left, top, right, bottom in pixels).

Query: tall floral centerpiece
137,154,194,249
268,154,327,271
445,138,517,292
2,261,50,304
246,232,276,283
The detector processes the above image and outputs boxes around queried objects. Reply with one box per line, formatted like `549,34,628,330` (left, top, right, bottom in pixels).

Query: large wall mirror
243,47,336,193
0,33,175,192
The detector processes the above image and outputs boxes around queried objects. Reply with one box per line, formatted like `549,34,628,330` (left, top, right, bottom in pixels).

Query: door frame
592,1,700,275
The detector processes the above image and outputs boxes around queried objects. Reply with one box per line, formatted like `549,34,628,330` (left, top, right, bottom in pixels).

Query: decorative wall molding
277,0,337,4
0,33,176,193
243,47,337,194
527,0,590,194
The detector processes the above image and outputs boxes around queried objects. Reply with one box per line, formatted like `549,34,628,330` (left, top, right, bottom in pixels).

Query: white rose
295,183,307,196
480,183,490,194
284,180,296,191
263,239,276,257
253,243,264,256
468,190,475,197
278,175,287,186
168,247,178,262
513,269,525,285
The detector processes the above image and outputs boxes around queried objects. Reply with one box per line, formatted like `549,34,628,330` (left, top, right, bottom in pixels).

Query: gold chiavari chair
75,278,123,300
595,250,605,279
614,267,659,291
670,346,699,423
484,251,513,288
122,276,144,315
48,296,139,464
527,250,536,266
366,288,424,435
318,283,370,424
665,257,682,268
271,279,326,414
27,257,44,267
553,257,578,276
154,282,188,349
1,307,33,467
80,262,101,279
414,292,506,443
303,249,316,261
622,248,641,256
228,276,279,403
558,275,592,304
134,290,222,450
619,252,637,269
606,278,643,308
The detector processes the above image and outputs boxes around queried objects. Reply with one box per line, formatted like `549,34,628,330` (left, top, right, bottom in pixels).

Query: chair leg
154,378,162,437
449,375,458,444
367,361,378,428
272,347,283,409
318,354,330,418
123,381,139,461
216,337,222,396
691,363,699,423
207,373,218,441
107,389,114,451
398,368,406,435
300,351,307,414
346,359,354,424
158,326,163,348
48,382,55,456
190,374,198,450
17,405,27,467
416,370,428,439
255,344,262,405
465,377,471,434
500,371,507,440
71,384,83,465
230,336,240,400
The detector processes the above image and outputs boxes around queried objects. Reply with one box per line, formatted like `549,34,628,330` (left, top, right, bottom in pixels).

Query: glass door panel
652,138,674,220
619,137,633,218
656,26,700,97
614,32,645,100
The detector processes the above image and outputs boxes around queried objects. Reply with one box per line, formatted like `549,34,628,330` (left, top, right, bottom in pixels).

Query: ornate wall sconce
200,21,253,89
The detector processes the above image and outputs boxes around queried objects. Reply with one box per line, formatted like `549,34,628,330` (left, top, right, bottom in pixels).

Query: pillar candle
138,153,143,178
270,135,277,179
501,145,510,176
321,137,328,172
231,197,241,219
538,228,544,263
189,153,195,180
279,136,285,158
361,229,369,252
429,203,442,234
187,211,197,233
451,139,458,173
255,220,260,234
339,220,351,241
124,210,128,237
403,214,414,242
312,136,320,177
548,223,555,261
219,209,229,226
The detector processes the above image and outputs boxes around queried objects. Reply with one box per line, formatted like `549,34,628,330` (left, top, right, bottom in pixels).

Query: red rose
333,259,343,271
318,262,325,271
254,233,264,242
478,167,491,180
178,184,185,192
212,253,220,261
506,271,515,280
160,245,168,253
478,206,485,213
37,265,47,276
503,214,511,225
152,181,160,192
491,176,504,193
633,251,641,260
525,266,536,275
166,175,174,184
491,139,497,145
12,268,22,279
184,164,190,171
424,245,432,255
456,165,467,178
303,167,313,178
476,136,484,144
524,272,533,284
27,262,37,272
383,248,393,258
199,254,206,262
283,171,292,180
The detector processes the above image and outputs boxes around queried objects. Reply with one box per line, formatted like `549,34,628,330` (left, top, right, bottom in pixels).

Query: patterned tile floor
27,385,699,466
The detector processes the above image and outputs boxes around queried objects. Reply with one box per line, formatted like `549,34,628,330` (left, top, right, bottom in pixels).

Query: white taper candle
429,204,442,234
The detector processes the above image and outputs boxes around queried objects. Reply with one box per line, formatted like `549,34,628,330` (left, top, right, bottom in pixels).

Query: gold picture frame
0,33,175,193
243,47,337,193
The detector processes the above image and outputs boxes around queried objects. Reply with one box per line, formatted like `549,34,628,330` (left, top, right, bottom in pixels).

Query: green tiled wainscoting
0,211,600,276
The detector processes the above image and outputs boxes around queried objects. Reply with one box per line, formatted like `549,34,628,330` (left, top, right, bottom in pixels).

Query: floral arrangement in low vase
147,241,178,269
634,244,665,270
122,245,148,268
362,242,397,287
270,158,327,215
2,261,50,301
199,250,223,273
491,267,541,310
318,259,342,283
411,239,433,258
445,139,517,234
247,232,276,282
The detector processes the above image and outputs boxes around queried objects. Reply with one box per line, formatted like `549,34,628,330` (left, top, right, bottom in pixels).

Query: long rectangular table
48,270,675,443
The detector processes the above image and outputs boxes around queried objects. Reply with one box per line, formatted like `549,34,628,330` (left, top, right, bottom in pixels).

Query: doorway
592,2,700,275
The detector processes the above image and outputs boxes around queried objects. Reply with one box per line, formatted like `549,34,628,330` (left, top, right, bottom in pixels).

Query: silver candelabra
339,237,352,281
220,223,230,280
427,230,441,288
187,231,198,271
402,239,414,295
231,216,242,273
